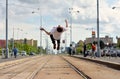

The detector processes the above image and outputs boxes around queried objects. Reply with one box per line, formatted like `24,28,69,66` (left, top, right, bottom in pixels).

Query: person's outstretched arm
40,28,51,35
65,19,68,28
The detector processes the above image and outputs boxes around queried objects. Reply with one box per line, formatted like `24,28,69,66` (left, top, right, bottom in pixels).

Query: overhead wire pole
32,8,43,54
38,8,42,54
69,8,80,45
97,0,101,57
69,8,73,44
12,27,14,50
5,0,9,58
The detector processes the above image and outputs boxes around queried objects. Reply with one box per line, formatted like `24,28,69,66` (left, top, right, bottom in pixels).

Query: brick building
85,36,113,45
10,38,38,47
0,40,6,48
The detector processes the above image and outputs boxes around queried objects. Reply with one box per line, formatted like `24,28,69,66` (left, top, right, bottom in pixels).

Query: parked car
109,49,117,57
102,48,117,57
29,52,35,56
21,51,27,56
102,49,110,56
116,49,120,57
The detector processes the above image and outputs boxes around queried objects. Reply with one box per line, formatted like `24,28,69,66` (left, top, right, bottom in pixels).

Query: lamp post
12,27,14,51
97,0,101,57
5,0,9,58
112,6,120,9
17,28,23,40
32,8,42,54
112,6,120,48
69,8,80,45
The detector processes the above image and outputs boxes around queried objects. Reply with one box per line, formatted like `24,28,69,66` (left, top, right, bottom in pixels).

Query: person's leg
91,51,93,58
57,39,60,50
83,50,85,57
50,35,56,49
94,51,96,58
14,53,16,58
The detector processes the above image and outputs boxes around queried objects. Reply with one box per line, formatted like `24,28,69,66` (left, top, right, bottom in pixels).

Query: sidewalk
0,55,30,63
74,55,120,64
73,55,120,70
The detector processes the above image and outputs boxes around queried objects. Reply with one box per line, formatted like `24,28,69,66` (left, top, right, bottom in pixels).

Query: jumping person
40,19,68,50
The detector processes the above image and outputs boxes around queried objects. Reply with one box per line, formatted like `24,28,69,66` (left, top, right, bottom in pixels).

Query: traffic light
92,31,95,38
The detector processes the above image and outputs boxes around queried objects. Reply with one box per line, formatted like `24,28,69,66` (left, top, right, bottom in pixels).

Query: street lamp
32,8,42,54
112,6,120,47
112,6,120,9
17,28,23,40
97,0,101,57
112,7,116,9
5,0,9,58
69,8,80,45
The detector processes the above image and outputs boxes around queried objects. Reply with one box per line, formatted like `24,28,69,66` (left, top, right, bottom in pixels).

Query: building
116,37,120,47
0,40,6,48
9,38,37,47
85,36,113,45
0,38,38,48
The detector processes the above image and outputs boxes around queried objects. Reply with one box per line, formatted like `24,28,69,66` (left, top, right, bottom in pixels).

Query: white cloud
0,0,120,47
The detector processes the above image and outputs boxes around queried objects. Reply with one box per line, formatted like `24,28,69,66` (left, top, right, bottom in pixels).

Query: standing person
83,42,86,57
91,43,96,58
40,19,68,50
12,46,18,58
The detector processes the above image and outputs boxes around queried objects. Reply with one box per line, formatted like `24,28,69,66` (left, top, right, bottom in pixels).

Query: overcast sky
0,0,120,48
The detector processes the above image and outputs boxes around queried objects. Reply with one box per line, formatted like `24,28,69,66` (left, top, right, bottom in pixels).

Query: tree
76,41,84,54
8,42,40,55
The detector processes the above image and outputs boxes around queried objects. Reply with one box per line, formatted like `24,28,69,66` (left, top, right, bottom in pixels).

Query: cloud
0,0,120,46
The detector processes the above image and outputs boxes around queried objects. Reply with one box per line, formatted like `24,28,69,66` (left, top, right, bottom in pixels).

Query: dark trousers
83,50,86,57
50,35,60,46
14,52,17,58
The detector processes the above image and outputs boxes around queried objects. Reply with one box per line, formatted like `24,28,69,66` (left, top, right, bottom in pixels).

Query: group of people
83,42,96,58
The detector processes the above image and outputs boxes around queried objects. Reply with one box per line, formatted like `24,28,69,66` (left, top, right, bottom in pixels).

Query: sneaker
53,44,56,49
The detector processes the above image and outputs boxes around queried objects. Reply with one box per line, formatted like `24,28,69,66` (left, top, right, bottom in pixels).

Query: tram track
0,56,41,70
28,56,53,79
61,56,91,79
0,55,51,79
0,55,119,79
31,55,87,79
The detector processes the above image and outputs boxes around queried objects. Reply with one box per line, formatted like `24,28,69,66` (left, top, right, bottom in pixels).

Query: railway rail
0,55,119,79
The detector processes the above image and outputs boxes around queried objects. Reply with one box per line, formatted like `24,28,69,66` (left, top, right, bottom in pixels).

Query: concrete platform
72,55,120,70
